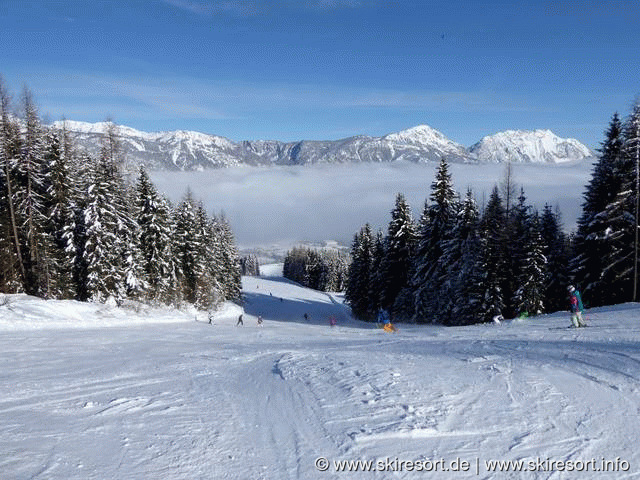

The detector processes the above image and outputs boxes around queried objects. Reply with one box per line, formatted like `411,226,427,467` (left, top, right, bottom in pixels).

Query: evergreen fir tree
173,191,200,304
412,158,457,323
240,255,261,276
441,189,485,325
0,79,24,291
14,88,51,296
507,187,533,315
368,229,385,317
193,203,219,309
134,166,173,302
379,193,416,320
70,153,93,301
513,213,547,316
82,156,122,301
87,152,133,301
345,224,374,319
213,213,242,302
599,104,640,304
630,100,640,301
572,113,626,306
477,186,506,322
540,204,570,312
42,130,77,298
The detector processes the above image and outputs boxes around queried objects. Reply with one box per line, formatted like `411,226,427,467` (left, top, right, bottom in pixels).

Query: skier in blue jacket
568,285,587,327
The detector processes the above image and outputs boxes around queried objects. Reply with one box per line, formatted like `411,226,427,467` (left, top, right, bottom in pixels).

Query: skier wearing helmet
568,285,587,327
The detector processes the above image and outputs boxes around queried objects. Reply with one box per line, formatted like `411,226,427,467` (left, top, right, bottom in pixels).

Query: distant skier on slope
257,315,263,327
568,285,587,327
377,309,390,325
237,314,244,326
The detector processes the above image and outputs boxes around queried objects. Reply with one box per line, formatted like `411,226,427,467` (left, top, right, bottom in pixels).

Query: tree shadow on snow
241,290,373,330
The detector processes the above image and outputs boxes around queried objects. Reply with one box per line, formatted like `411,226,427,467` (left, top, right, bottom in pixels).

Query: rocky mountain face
53,120,593,171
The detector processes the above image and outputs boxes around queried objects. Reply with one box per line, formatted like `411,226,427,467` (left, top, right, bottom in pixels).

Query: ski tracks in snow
2,272,640,479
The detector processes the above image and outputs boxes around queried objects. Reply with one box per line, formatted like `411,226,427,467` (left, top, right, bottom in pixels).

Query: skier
377,309,390,325
329,316,337,327
257,315,263,327
303,313,309,321
208,311,213,325
568,285,587,327
236,314,244,326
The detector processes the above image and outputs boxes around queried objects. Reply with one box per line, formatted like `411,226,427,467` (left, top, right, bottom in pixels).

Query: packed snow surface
1,266,639,479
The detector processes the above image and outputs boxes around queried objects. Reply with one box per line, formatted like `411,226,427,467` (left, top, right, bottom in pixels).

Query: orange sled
383,322,397,333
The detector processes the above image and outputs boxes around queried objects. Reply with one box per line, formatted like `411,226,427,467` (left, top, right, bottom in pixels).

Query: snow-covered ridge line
52,120,594,171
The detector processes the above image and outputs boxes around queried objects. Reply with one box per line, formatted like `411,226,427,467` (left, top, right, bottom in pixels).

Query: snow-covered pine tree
42,129,77,298
283,247,302,284
507,187,533,316
121,207,144,301
284,246,348,292
0,78,24,292
173,191,201,304
331,250,349,292
15,88,53,296
82,155,122,302
500,162,517,226
239,255,261,276
477,186,506,322
380,193,416,320
102,122,143,300
345,224,374,319
540,204,570,312
441,189,485,325
368,229,385,317
571,113,626,306
599,104,640,304
315,251,331,291
631,101,640,302
164,196,184,307
303,249,323,290
213,213,241,302
194,203,220,309
412,158,457,323
70,152,93,301
81,121,140,303
513,213,547,316
134,166,173,303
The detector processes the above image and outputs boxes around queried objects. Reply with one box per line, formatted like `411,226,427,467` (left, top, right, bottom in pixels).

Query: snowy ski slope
1,264,639,479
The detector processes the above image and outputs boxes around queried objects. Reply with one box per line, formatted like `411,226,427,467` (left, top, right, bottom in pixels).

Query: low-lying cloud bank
151,161,592,248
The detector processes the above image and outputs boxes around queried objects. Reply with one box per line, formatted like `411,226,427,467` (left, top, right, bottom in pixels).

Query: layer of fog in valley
151,161,592,249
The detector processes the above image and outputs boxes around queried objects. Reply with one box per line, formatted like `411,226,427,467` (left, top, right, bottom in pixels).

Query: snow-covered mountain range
53,120,593,171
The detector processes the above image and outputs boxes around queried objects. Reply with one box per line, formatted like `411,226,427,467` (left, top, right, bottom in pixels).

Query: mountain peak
384,124,450,144
469,129,593,164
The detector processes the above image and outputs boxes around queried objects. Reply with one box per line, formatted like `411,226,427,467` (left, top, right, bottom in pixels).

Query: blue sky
1,0,638,148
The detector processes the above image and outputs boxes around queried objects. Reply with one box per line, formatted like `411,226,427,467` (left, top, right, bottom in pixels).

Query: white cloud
163,0,368,17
